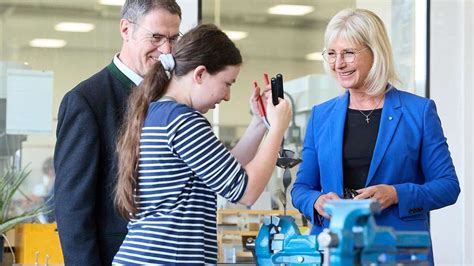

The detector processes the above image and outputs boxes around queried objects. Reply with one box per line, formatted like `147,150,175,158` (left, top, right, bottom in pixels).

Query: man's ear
193,65,207,85
120,19,132,41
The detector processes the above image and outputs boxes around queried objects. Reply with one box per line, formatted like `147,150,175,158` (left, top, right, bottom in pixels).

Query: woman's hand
249,82,262,118
355,185,398,210
250,74,271,119
313,192,341,219
265,95,292,133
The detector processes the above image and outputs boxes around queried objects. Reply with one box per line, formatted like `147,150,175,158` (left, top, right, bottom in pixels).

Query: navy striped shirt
113,100,248,265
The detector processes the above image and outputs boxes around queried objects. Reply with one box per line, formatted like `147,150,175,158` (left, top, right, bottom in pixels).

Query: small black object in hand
343,188,359,199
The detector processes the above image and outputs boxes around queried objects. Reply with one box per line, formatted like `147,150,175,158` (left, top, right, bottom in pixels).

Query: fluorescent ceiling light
224,30,248,41
99,0,124,6
29,39,67,48
268,5,314,16
305,52,324,61
55,22,95,32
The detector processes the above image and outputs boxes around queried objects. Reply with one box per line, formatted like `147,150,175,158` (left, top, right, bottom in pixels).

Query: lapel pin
389,116,393,120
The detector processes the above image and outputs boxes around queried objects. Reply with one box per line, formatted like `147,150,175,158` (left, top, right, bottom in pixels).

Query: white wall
430,0,473,265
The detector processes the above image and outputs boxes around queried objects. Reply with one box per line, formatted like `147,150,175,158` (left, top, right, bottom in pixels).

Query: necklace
355,96,383,124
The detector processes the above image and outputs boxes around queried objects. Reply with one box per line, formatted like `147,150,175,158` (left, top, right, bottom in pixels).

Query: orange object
15,223,64,264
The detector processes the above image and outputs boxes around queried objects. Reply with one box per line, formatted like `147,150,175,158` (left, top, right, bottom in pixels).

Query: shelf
219,230,259,236
217,209,300,215
236,251,253,257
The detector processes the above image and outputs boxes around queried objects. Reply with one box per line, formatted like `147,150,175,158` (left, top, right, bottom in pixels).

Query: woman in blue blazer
291,8,460,263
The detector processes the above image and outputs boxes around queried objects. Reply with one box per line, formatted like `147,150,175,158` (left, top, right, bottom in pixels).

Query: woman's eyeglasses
322,47,368,64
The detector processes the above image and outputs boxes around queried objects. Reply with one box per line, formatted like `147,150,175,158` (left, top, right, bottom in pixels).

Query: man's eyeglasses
129,21,182,47
322,47,368,64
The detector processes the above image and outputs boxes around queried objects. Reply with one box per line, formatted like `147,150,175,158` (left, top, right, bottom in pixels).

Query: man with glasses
54,1,181,265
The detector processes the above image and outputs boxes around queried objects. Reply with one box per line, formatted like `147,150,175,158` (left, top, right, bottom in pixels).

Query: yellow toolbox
15,223,63,264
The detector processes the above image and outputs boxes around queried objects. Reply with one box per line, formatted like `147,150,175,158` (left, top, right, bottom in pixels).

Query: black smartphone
271,73,284,106
271,77,278,105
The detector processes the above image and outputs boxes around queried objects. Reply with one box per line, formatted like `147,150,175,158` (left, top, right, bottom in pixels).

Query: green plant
0,167,50,235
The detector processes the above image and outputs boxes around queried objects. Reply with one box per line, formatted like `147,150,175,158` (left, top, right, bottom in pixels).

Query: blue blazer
291,87,460,236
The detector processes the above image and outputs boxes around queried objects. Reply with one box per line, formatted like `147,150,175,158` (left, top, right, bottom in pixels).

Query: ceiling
0,0,354,59
201,0,353,29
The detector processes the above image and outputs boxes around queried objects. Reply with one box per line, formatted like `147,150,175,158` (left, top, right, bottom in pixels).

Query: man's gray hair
122,0,182,23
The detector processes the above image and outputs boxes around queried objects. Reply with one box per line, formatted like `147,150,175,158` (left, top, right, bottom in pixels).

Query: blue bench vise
248,200,430,265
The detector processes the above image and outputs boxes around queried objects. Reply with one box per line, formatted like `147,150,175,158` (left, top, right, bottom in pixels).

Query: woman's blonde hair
323,8,400,96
